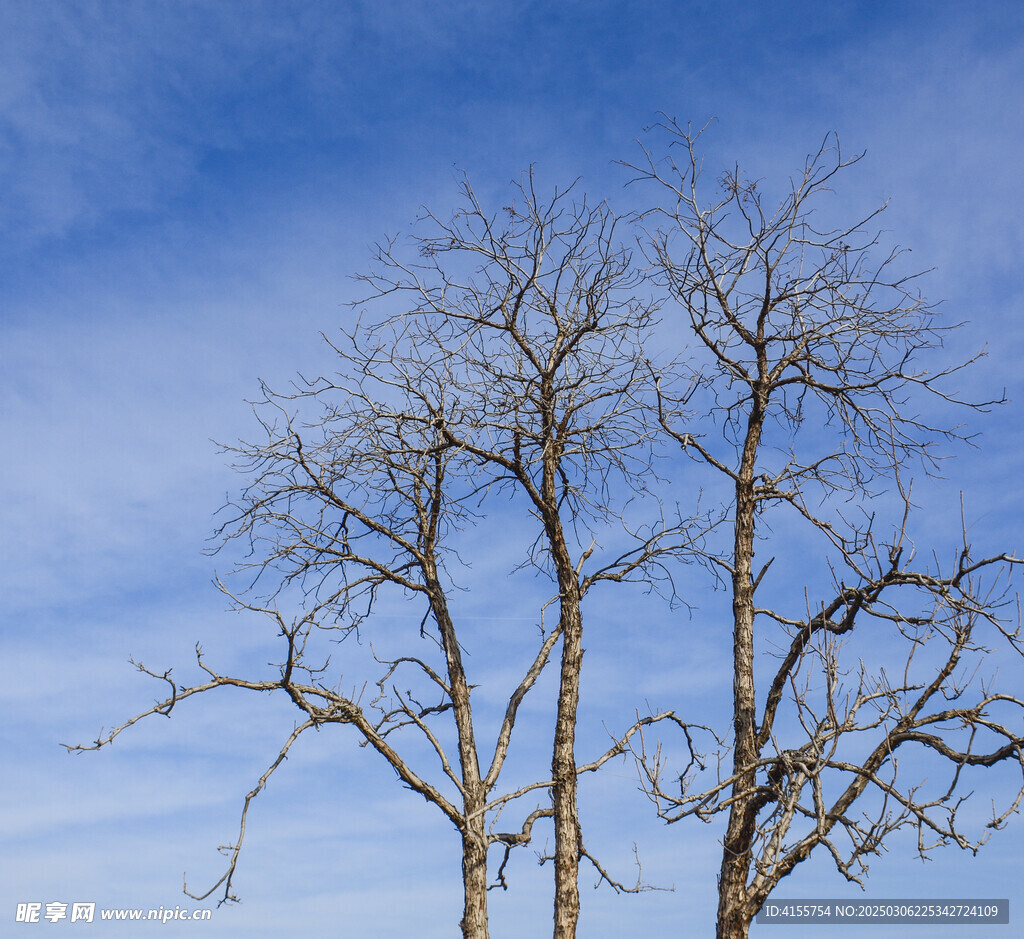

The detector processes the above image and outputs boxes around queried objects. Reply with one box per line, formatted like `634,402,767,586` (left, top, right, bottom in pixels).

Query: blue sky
3,2,1024,935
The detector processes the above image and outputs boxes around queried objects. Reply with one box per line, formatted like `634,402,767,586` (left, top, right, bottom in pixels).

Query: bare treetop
354,174,664,531
628,119,999,510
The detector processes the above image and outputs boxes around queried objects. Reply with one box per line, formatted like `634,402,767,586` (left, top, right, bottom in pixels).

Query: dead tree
354,173,702,936
70,173,695,938
625,120,1024,939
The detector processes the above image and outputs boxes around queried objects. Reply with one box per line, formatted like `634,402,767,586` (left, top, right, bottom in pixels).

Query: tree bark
541,374,584,939
551,591,583,938
427,560,490,937
460,817,490,938
716,391,765,939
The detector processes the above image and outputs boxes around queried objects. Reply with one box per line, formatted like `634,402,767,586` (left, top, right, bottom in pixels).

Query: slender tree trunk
551,592,583,938
716,394,764,939
427,564,490,938
539,375,583,939
460,812,490,938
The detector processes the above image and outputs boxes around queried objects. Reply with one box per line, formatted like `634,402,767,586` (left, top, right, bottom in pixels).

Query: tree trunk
530,374,585,938
716,899,754,939
460,819,490,938
427,570,490,937
716,393,765,939
551,597,583,938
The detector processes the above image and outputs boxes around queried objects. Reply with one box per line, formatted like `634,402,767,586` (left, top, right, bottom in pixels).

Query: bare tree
355,174,701,936
70,173,695,938
625,121,1024,939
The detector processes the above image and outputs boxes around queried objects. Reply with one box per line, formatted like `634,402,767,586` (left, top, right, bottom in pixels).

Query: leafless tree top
627,119,1001,518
